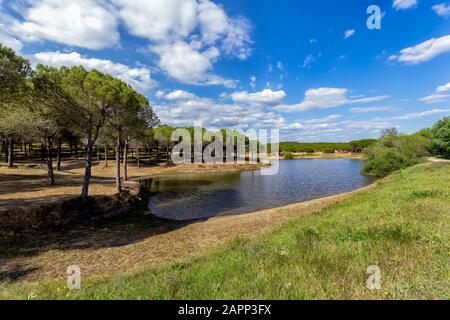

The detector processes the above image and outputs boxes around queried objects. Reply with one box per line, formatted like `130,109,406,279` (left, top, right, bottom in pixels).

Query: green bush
430,117,450,159
363,131,431,178
284,152,294,160
321,147,335,154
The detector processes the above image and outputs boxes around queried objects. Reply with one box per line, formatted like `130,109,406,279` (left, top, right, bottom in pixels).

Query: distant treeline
273,139,377,154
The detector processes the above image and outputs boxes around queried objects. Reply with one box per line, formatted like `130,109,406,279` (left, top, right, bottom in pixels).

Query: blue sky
1,0,449,141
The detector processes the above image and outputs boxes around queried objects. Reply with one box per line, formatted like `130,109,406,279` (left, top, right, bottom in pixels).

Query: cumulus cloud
432,3,450,17
3,0,252,88
151,40,236,87
393,0,418,10
231,89,286,106
390,34,450,64
116,0,251,85
31,51,156,91
153,90,285,130
274,88,389,113
10,0,120,50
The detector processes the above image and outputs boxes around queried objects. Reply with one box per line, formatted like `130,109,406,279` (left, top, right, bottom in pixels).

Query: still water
143,159,374,221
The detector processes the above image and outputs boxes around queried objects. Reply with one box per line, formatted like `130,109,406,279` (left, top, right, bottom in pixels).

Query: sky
0,0,450,142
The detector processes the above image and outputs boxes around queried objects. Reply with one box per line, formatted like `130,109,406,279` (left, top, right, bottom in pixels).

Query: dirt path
0,184,374,283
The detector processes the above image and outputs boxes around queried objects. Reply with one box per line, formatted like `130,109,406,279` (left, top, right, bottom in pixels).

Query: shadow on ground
0,213,203,282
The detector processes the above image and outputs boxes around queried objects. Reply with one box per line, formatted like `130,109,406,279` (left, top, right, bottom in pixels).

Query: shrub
430,117,450,159
321,147,335,154
284,152,294,160
363,132,431,178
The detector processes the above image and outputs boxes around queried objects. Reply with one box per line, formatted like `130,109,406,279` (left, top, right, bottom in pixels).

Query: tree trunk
7,138,14,168
75,144,79,160
104,145,108,168
116,136,122,194
56,139,62,171
3,140,8,163
81,134,94,198
40,144,45,162
97,148,100,165
123,138,128,181
24,143,28,159
137,148,141,168
46,137,55,186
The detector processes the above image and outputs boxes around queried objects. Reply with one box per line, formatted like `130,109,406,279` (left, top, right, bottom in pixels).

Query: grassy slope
1,162,449,300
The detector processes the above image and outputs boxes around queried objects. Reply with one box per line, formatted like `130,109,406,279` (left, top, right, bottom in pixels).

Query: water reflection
143,159,374,221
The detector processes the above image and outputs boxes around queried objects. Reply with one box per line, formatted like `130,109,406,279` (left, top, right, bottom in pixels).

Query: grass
1,162,449,300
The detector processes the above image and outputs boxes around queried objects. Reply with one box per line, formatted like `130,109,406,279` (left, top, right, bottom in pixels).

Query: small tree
0,45,33,168
154,125,175,164
33,66,113,197
430,117,450,159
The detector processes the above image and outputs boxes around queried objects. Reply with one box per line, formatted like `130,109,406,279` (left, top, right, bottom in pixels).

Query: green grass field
1,162,449,300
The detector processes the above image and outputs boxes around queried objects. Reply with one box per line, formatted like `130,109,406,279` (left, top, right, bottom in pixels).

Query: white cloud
11,0,120,50
154,91,285,130
419,94,450,104
158,90,200,101
0,26,23,52
116,0,252,83
344,29,355,39
31,51,156,91
393,0,418,10
113,0,197,42
432,3,450,17
437,82,450,92
231,89,286,106
249,75,256,88
274,87,389,113
420,81,450,103
4,0,252,88
152,40,236,87
389,109,450,120
302,54,316,68
390,34,450,64
350,106,396,113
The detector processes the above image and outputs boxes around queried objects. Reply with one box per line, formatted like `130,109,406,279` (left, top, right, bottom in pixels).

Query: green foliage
349,139,377,152
363,131,431,178
321,147,335,154
284,152,294,160
0,44,32,103
429,117,450,159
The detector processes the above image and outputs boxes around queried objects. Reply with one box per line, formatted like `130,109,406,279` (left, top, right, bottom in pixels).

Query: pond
142,159,374,221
